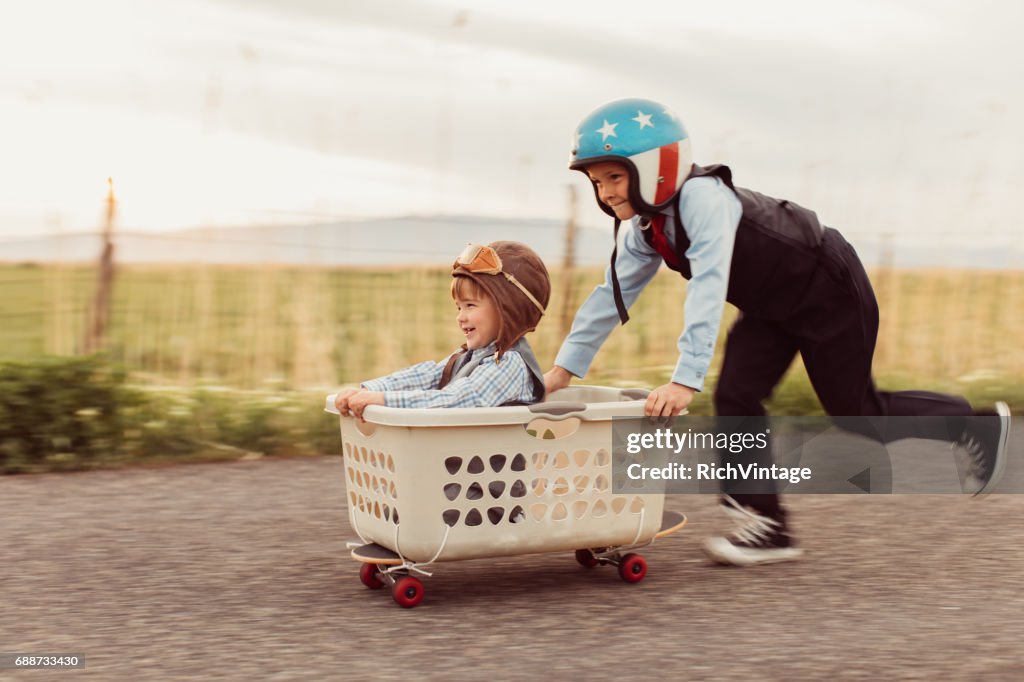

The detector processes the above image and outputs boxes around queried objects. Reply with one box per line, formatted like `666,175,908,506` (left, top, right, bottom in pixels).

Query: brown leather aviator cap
452,240,551,356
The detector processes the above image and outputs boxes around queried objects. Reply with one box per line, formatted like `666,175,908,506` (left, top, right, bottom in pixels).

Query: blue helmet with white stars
569,98,693,216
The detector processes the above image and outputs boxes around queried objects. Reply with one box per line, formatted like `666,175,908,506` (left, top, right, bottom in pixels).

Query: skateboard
351,510,687,608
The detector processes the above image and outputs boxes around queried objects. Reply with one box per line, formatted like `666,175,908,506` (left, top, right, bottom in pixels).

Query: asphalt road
3,454,1023,681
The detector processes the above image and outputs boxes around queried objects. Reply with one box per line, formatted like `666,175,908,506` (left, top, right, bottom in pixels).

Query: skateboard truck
573,510,687,583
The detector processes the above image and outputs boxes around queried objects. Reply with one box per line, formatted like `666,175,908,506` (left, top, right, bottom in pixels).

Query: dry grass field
2,262,1022,397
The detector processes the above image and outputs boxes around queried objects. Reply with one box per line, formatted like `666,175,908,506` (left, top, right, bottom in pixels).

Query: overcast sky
1,0,1022,255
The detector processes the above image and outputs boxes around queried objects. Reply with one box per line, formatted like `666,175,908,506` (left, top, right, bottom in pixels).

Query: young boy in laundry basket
335,241,551,421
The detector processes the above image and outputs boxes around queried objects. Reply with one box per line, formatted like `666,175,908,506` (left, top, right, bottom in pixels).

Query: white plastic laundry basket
325,386,665,563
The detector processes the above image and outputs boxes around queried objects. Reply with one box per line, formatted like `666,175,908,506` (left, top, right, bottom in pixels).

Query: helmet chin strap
610,218,629,324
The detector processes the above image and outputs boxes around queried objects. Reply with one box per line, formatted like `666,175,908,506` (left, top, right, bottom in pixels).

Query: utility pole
84,178,117,354
559,185,578,339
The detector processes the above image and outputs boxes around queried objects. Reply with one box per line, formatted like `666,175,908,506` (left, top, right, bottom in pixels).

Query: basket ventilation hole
488,481,506,498
630,496,645,513
467,456,485,474
573,500,588,519
489,454,507,472
595,475,609,492
487,507,504,524
531,478,548,495
592,500,608,517
444,456,462,475
383,504,391,521
554,452,570,469
510,454,527,471
530,503,547,520
596,449,611,466
509,505,525,523
442,509,460,527
444,483,462,501
573,450,590,467
386,455,395,472
611,497,627,514
509,480,527,498
551,503,568,521
553,477,570,496
573,476,589,493
531,452,548,470
465,509,483,526
466,482,484,500
393,509,400,524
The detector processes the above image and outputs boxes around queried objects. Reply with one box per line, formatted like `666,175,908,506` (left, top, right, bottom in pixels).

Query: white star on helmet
596,120,618,141
632,111,654,129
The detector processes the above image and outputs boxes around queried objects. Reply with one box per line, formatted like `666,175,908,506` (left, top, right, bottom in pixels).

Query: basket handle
620,388,651,401
528,401,587,420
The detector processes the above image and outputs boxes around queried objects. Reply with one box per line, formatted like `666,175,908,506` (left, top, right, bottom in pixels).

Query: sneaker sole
701,537,804,567
975,401,1011,497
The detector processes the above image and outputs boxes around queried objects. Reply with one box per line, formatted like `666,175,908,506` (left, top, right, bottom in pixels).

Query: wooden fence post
559,185,578,339
84,178,117,354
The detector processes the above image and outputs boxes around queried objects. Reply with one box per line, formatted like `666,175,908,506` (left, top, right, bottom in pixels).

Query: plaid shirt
360,343,537,408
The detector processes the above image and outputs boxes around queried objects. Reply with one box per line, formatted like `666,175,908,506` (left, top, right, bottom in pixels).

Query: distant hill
1,214,1019,269
0,215,614,267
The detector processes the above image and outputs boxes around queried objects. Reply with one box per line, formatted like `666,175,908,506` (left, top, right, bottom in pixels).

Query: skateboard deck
655,510,687,539
351,510,688,564
351,542,404,566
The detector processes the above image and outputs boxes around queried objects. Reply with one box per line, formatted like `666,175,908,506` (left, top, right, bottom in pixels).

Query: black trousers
713,228,971,519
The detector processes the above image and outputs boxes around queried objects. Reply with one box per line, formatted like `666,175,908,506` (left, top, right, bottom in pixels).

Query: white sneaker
958,402,1011,496
702,496,804,566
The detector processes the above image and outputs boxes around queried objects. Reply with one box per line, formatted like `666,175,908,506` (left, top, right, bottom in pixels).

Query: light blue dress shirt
554,175,743,392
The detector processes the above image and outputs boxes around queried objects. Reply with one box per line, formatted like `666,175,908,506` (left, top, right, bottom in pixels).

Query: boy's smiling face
454,289,500,350
587,161,636,220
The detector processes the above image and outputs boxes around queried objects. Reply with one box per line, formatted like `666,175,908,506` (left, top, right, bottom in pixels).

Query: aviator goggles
454,243,545,315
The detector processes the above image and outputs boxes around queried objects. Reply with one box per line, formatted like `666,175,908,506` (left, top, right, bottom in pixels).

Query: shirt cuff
553,343,591,379
671,355,708,393
360,379,388,392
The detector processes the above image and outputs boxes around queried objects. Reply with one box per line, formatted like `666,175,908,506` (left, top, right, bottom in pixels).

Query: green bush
0,356,137,472
0,356,341,474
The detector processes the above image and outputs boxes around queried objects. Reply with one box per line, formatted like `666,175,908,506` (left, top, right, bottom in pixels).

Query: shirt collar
468,340,498,357
636,203,676,230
